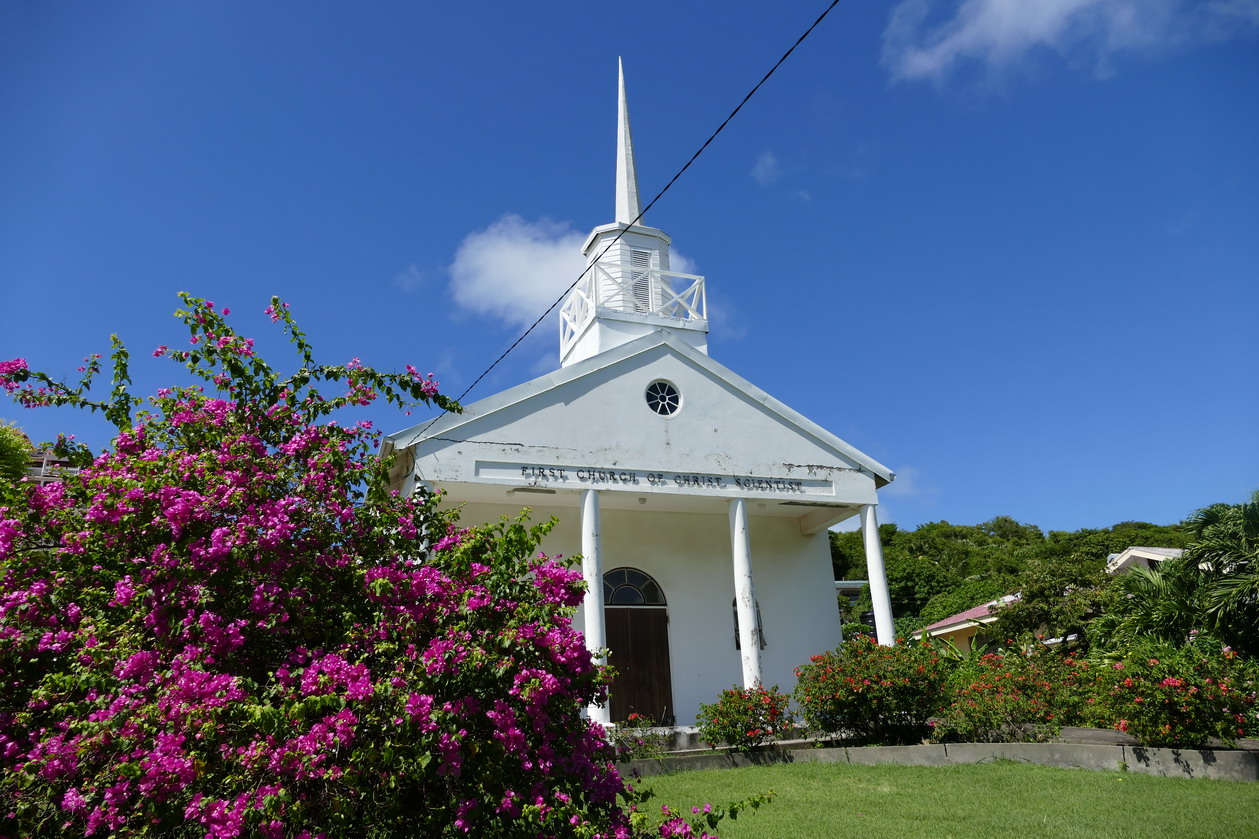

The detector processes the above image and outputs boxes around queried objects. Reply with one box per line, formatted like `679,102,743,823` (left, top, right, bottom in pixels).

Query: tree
0,419,32,498
1085,495,1259,658
0,296,641,838
985,553,1112,651
917,577,1013,628
1088,557,1206,651
1187,492,1259,657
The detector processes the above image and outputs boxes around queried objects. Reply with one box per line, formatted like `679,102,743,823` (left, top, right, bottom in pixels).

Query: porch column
580,489,610,725
861,504,896,646
729,497,763,688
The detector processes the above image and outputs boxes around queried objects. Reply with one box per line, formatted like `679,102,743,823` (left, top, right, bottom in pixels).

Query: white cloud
670,249,698,276
750,151,782,186
882,0,1258,84
449,214,587,328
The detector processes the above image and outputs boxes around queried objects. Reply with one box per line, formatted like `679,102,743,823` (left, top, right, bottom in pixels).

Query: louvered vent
631,249,651,313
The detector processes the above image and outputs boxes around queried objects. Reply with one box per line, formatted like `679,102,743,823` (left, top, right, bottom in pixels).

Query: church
384,62,897,727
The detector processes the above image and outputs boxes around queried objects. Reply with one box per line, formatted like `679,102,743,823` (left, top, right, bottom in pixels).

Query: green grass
640,761,1259,838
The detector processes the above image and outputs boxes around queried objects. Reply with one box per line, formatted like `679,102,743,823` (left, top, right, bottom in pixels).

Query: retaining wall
621,742,1259,782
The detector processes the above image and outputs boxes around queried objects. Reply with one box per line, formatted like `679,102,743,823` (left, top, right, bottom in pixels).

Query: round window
645,380,680,416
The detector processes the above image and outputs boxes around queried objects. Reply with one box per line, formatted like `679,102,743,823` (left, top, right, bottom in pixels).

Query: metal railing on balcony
560,261,706,357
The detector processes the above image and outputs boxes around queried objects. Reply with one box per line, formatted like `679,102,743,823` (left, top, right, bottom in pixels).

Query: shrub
0,296,643,838
0,419,32,490
794,636,951,745
696,684,792,752
931,647,1068,743
840,621,872,641
1089,641,1258,748
631,794,774,839
611,712,672,760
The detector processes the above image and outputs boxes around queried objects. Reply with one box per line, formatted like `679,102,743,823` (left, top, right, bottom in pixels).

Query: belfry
385,61,896,726
559,60,709,367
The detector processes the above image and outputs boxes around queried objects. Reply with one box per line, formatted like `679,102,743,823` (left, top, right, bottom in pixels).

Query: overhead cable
434,0,844,422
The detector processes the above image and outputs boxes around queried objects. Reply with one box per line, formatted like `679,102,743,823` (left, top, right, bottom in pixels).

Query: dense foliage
832,517,1190,638
0,420,31,494
793,637,949,745
695,685,792,752
1085,641,1256,748
930,647,1088,744
0,297,645,838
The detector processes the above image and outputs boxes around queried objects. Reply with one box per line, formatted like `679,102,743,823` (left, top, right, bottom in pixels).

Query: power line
433,0,844,425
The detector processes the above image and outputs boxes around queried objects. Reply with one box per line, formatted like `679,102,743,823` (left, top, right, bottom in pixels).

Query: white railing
25,451,80,486
560,262,706,356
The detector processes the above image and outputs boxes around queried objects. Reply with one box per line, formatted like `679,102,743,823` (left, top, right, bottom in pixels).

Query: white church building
384,63,897,726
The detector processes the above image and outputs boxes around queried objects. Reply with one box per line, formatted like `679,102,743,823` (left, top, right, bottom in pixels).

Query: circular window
644,380,681,416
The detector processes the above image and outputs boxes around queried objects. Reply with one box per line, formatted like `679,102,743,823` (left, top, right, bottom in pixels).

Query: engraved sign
475,461,844,498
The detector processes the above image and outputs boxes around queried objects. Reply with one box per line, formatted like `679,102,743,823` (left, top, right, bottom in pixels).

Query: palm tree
1089,557,1204,651
1089,493,1258,657
1187,492,1259,656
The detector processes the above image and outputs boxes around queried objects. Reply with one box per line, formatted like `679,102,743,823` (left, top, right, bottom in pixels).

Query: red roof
918,594,1018,635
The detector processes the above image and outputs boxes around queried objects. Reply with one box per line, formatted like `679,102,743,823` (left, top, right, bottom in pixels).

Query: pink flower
0,357,28,392
60,788,87,812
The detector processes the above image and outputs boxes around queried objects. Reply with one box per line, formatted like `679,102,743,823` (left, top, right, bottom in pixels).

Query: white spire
559,59,708,367
615,57,642,226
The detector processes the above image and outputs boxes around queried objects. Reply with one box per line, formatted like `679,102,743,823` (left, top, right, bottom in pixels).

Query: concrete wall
623,742,1259,783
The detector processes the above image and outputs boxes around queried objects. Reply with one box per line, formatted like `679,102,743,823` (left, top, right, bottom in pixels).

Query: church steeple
558,60,709,367
615,58,642,226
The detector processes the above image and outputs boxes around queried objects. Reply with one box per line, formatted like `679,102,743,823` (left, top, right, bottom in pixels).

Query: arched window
731,599,767,650
604,568,666,606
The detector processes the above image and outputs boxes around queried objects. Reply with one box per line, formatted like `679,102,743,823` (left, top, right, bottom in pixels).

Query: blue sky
2,1,1256,534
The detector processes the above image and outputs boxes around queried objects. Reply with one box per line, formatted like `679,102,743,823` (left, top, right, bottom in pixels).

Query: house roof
1105,546,1185,574
915,595,1019,638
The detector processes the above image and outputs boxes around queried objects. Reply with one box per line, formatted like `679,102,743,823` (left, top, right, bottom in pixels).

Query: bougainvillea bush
0,295,644,837
793,636,951,745
695,685,792,752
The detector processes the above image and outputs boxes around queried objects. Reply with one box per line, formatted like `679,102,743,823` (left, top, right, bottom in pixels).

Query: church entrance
603,568,674,724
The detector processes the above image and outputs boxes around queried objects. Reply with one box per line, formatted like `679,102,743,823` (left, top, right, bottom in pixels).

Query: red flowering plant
695,684,793,752
930,645,1076,743
611,713,671,761
793,636,951,745
0,295,654,837
1090,640,1258,748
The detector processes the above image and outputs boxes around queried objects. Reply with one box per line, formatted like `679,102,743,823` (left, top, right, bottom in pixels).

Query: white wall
453,500,842,725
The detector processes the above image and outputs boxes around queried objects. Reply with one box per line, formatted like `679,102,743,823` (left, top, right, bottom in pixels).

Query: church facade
384,62,896,726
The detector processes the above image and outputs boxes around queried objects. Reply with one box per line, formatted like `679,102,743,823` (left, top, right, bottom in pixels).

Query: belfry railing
560,262,706,357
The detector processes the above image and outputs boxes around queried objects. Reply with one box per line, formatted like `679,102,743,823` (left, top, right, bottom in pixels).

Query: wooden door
605,606,674,724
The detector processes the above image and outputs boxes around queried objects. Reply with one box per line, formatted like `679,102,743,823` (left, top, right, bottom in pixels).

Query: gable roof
1105,546,1185,575
386,329,894,487
912,595,1022,641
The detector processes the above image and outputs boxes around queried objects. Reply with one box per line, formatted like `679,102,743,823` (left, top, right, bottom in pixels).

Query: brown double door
605,606,674,724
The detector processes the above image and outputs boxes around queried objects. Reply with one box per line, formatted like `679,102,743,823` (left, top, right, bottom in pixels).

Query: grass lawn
640,760,1259,838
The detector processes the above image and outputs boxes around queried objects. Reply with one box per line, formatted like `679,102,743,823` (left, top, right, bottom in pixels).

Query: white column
861,504,896,646
729,497,763,688
581,489,610,724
